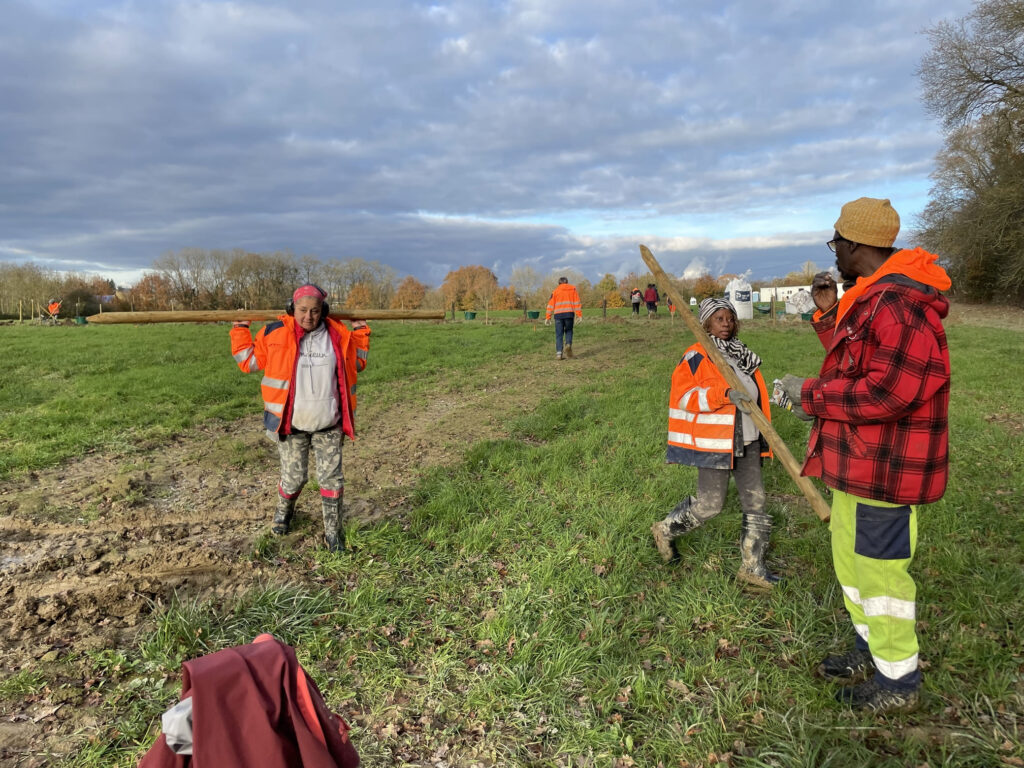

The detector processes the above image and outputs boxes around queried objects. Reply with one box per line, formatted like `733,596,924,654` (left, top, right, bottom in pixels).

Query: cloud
0,0,974,286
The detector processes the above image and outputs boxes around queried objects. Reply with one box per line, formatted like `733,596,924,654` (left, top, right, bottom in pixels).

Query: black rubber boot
321,493,346,552
835,677,919,712
651,496,701,562
272,495,296,535
737,512,780,589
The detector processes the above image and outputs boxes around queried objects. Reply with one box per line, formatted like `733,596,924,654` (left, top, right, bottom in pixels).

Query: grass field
0,308,1022,767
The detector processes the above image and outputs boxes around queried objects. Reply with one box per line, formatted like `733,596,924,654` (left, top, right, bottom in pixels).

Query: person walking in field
230,284,370,552
630,287,643,317
643,283,660,318
651,297,780,589
544,276,582,360
778,197,951,712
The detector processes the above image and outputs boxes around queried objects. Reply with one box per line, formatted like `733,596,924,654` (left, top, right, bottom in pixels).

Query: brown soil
0,340,615,765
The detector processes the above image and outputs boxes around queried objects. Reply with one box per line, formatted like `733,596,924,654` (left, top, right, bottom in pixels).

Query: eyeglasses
826,236,847,253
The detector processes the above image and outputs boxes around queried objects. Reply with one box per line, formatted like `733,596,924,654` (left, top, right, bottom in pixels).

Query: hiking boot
817,647,874,683
564,344,573,359
272,495,296,535
835,678,919,713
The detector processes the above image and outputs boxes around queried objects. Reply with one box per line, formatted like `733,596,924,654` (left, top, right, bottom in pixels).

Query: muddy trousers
277,428,345,547
690,446,766,524
830,489,920,691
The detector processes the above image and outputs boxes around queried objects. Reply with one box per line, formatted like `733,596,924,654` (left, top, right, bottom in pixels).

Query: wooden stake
86,308,446,325
640,244,830,522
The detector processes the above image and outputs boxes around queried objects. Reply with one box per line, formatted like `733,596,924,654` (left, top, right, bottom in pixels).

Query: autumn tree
441,265,498,311
345,282,374,310
390,276,427,309
692,273,724,301
509,265,543,310
917,0,1024,303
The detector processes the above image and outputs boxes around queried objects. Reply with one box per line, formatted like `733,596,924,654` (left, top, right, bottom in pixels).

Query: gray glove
544,318,551,326
779,374,813,421
727,388,754,413
574,315,583,325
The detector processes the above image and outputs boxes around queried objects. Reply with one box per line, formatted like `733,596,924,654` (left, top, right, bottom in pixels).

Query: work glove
232,321,250,329
777,374,813,421
575,316,583,325
811,271,838,313
727,388,754,413
544,318,551,326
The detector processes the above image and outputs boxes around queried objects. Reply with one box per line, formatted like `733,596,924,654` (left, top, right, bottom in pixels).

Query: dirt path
0,344,619,674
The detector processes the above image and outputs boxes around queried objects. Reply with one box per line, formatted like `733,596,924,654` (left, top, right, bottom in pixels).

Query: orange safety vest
230,315,370,438
666,342,771,470
545,283,582,319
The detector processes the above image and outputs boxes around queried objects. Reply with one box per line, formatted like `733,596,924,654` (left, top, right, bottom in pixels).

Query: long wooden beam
640,244,830,522
86,308,446,324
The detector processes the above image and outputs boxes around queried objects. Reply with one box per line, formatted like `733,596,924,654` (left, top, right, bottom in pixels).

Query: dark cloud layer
0,0,973,285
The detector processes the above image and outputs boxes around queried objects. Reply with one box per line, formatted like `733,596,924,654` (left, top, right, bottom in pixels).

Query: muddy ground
1,302,1020,765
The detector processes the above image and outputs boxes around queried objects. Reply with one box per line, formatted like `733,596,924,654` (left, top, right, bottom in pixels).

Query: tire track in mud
0,357,574,669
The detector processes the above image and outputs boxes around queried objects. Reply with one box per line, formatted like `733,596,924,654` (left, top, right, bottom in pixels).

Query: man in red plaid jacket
779,197,951,713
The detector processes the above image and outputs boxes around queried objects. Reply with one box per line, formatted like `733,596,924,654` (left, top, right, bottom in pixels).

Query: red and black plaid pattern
802,276,950,505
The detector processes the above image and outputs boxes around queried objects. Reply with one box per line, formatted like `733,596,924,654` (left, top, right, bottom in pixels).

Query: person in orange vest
651,297,779,589
47,299,61,324
230,284,370,551
630,287,643,317
544,276,583,360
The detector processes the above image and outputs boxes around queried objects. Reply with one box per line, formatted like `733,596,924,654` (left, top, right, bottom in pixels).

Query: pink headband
292,285,326,304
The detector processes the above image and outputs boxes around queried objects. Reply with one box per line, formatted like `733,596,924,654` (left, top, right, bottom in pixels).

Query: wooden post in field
639,244,830,522
86,308,446,324
602,299,607,320
19,300,23,323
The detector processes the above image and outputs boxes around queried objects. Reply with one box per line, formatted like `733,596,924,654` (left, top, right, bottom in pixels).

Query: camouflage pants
277,428,344,498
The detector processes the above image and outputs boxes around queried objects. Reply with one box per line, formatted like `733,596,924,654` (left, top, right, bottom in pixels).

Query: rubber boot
651,495,701,562
272,495,296,535
321,493,346,552
736,512,780,589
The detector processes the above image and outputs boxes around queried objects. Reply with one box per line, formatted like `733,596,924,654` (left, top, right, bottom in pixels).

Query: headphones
286,284,330,316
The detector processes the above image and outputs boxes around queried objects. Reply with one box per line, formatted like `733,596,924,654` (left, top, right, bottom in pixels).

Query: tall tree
390,276,428,309
917,0,1024,303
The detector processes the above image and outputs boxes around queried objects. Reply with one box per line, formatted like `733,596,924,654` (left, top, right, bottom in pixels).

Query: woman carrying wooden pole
640,244,831,523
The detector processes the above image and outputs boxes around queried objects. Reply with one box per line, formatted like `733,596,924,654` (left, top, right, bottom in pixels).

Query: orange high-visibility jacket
230,315,370,438
666,342,771,470
545,283,582,320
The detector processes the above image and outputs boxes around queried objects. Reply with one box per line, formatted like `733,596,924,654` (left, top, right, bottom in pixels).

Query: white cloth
290,325,340,432
161,696,193,755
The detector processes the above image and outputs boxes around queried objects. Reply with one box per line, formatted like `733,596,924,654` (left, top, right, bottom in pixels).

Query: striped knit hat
698,297,736,325
835,197,900,248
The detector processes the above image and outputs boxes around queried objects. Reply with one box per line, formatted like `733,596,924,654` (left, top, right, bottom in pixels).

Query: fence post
602,299,607,320
451,302,455,321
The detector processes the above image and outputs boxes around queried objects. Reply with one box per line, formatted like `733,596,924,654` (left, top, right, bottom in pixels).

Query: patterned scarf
698,297,761,375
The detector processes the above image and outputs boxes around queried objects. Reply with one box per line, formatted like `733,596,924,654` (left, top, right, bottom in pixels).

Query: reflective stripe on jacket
230,315,370,439
666,342,771,470
545,284,582,319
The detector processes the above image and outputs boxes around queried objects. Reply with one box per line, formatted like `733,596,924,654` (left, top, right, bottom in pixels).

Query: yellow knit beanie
834,197,900,248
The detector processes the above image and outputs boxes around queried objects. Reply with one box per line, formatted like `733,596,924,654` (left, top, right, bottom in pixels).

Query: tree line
1,250,822,317
916,0,1024,305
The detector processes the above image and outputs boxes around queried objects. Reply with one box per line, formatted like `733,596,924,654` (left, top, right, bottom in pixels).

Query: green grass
1,313,1021,767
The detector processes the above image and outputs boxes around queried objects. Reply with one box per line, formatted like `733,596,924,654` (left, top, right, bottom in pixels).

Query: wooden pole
86,308,446,325
639,244,830,522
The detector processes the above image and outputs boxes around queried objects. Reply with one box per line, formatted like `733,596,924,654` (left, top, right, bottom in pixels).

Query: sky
0,0,975,288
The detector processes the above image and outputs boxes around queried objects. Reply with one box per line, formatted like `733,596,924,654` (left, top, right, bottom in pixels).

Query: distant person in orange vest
47,299,61,324
643,284,660,318
544,277,582,360
630,287,643,317
651,297,780,589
